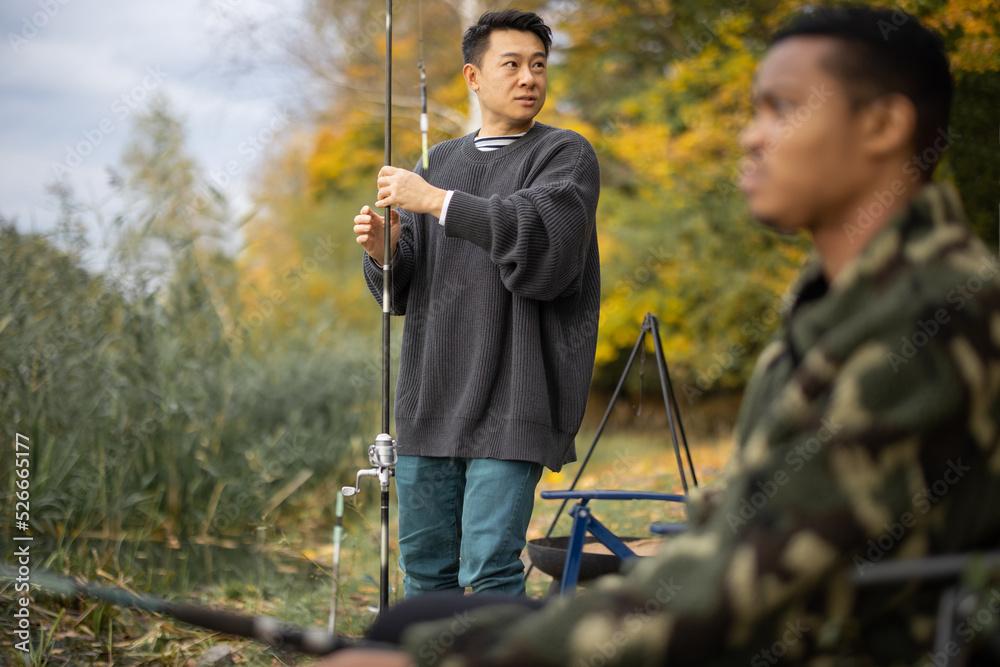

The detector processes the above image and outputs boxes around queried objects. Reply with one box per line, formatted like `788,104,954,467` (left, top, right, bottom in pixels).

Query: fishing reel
342,433,397,495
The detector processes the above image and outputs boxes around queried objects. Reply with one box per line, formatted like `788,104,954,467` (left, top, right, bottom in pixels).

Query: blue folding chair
538,490,687,594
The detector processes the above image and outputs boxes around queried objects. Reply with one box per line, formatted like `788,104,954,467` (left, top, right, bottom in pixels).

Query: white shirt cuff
438,190,455,227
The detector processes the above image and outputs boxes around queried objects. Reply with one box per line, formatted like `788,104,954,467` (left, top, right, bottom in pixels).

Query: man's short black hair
772,6,953,181
462,9,552,69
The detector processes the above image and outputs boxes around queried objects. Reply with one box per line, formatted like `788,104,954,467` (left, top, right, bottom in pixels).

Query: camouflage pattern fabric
399,182,1000,666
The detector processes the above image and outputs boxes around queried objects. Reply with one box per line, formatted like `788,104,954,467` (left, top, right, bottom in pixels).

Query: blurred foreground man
331,6,1000,666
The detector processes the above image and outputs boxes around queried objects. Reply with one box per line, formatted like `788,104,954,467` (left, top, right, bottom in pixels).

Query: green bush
0,220,373,556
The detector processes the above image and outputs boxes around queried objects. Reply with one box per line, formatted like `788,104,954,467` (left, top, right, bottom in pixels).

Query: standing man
353,9,601,598
331,5,1000,666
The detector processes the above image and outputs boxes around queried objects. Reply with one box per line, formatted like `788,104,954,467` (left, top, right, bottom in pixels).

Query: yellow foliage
913,0,1000,73
233,0,996,392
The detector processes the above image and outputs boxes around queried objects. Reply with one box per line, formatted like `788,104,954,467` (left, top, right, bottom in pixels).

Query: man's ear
859,93,917,160
463,63,480,92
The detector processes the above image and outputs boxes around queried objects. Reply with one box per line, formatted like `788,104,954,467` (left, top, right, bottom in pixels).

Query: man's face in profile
739,37,873,234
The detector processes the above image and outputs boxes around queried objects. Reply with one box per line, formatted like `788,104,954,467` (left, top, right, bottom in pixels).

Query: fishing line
418,0,429,172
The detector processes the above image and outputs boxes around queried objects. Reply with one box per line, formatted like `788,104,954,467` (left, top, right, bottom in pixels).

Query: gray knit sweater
363,122,601,471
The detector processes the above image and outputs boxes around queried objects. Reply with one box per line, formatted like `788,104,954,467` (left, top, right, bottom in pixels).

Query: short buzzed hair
461,9,552,68
771,6,953,181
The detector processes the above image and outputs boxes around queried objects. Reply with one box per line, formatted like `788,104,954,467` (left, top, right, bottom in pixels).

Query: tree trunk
459,0,483,135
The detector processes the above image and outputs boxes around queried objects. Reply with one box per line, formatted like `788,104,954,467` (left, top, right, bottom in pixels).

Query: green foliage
231,0,1000,402
0,100,376,579
948,70,1000,253
249,0,814,398
545,0,997,395
551,0,810,392
0,221,371,541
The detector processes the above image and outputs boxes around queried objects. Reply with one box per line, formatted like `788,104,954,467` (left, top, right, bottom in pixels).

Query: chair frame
540,490,686,593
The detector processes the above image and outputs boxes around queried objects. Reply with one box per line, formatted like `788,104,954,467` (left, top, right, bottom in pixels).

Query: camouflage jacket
401,183,1000,666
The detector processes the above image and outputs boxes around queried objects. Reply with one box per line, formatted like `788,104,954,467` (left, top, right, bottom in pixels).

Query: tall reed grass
0,220,375,569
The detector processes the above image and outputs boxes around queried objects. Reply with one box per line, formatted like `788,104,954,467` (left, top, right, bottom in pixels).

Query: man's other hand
353,205,402,264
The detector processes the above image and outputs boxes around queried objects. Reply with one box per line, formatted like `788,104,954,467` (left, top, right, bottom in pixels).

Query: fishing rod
340,0,434,618
342,0,397,618
0,564,375,656
418,0,429,172
328,490,344,633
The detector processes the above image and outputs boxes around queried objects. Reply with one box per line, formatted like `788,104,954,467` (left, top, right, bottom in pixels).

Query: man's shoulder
846,185,996,300
524,124,599,177
793,185,998,378
901,191,999,306
838,188,1000,377
847,230,998,335
532,123,596,151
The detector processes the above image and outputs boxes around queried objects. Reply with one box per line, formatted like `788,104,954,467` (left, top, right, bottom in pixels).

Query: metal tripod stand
526,311,698,581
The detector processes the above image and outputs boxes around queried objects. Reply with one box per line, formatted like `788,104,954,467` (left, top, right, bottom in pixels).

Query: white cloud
0,0,303,258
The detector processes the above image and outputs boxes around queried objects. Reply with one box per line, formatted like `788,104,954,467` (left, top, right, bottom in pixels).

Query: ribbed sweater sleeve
443,138,599,301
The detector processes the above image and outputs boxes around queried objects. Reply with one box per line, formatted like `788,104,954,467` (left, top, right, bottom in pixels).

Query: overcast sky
1,0,304,259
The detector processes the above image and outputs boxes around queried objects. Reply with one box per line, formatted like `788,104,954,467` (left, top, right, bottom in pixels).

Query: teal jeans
394,455,543,598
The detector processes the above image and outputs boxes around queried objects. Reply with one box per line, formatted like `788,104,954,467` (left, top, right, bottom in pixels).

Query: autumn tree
228,0,999,406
